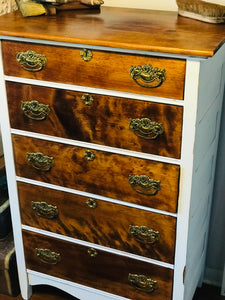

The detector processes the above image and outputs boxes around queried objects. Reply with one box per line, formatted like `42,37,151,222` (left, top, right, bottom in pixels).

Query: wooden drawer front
2,41,185,100
12,135,179,213
18,182,176,264
23,230,173,300
6,82,183,159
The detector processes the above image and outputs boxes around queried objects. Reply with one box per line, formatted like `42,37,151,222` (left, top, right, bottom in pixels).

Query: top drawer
2,41,186,100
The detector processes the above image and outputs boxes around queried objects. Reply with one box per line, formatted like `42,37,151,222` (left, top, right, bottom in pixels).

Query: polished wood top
0,7,225,57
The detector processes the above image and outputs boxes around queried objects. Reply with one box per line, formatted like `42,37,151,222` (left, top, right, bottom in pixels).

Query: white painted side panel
173,60,200,300
184,45,225,300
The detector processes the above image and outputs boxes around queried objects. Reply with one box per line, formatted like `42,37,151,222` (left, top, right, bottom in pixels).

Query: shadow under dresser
0,6,225,300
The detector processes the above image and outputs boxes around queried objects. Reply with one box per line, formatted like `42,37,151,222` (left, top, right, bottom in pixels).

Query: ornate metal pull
84,150,95,161
87,248,98,257
128,175,161,196
80,49,93,62
130,64,166,88
35,248,61,264
128,274,158,293
16,50,47,72
129,225,160,244
27,152,54,171
82,94,94,106
32,201,58,219
86,198,97,209
21,100,50,121
129,118,164,140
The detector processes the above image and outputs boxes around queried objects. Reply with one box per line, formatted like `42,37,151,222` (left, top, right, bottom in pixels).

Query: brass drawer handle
129,225,160,244
82,93,94,106
32,201,58,219
84,150,95,161
35,248,61,264
128,175,161,196
80,49,93,62
128,273,158,293
21,100,50,121
16,50,47,72
27,152,54,171
87,248,98,257
86,198,97,209
130,64,166,88
129,118,164,140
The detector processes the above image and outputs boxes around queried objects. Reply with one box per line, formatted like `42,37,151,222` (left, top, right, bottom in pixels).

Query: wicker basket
176,0,225,23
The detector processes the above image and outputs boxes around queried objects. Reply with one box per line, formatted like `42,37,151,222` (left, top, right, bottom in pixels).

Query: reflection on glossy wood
12,134,180,212
18,182,176,264
6,82,183,158
22,230,174,300
3,41,185,99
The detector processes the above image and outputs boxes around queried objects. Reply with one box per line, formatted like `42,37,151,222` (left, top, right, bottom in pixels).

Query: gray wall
204,91,225,286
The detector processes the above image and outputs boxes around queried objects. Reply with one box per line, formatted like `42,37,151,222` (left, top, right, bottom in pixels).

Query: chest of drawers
0,7,225,300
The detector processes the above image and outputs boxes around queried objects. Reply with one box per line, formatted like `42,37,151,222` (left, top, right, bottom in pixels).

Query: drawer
18,182,176,264
2,41,186,100
22,230,174,300
6,82,183,159
12,135,180,213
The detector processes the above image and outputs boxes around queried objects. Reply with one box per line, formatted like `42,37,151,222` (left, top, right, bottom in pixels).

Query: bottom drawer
23,230,173,300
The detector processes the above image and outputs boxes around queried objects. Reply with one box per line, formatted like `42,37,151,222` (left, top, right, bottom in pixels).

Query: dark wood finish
18,182,176,264
0,8,225,57
6,82,183,158
3,41,186,100
12,134,180,212
22,230,174,300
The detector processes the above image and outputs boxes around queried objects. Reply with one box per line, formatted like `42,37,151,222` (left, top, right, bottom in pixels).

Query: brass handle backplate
82,94,94,106
128,175,161,196
130,64,166,88
129,118,164,140
128,273,158,293
27,152,54,171
35,248,61,264
129,225,160,244
87,248,98,257
80,49,93,62
32,201,58,219
21,100,50,121
16,50,47,72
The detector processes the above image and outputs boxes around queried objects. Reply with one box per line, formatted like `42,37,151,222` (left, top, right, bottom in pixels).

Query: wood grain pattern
12,134,180,212
22,230,174,300
18,182,176,264
0,8,225,57
6,82,183,158
2,41,186,100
